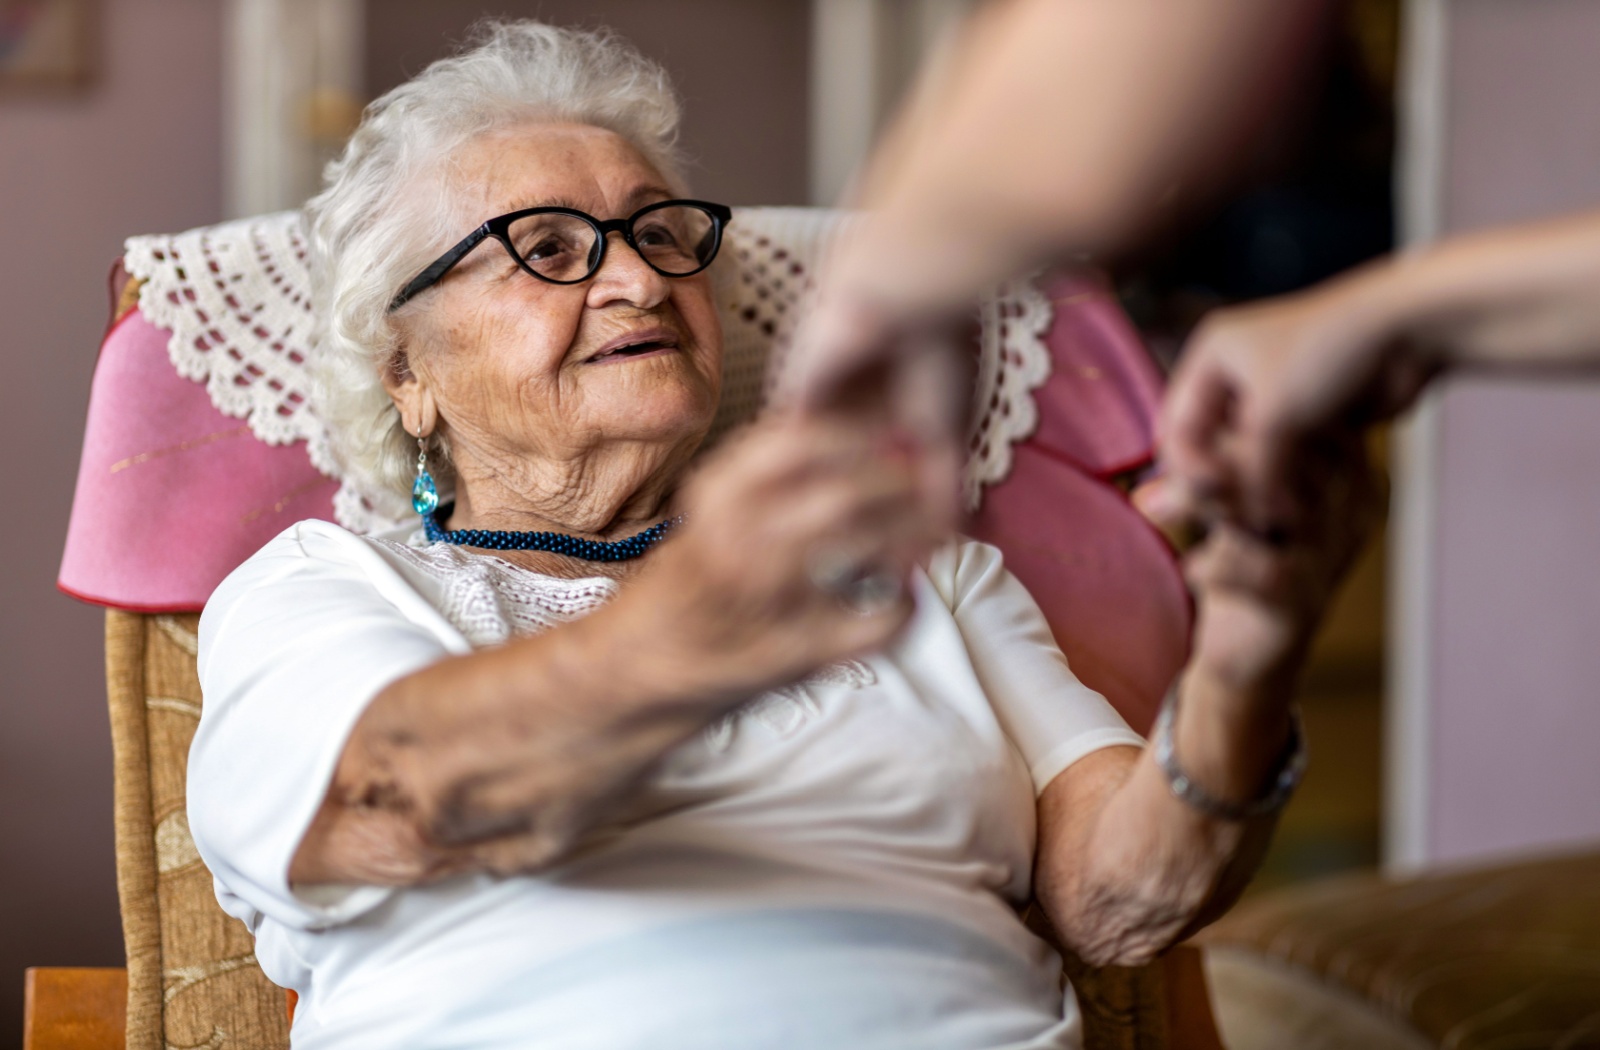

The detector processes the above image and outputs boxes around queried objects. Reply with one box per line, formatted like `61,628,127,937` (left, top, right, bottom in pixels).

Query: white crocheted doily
125,208,1051,530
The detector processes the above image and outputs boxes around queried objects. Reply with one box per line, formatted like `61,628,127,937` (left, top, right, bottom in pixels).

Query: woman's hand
1180,430,1384,704
1036,433,1380,966
628,415,940,702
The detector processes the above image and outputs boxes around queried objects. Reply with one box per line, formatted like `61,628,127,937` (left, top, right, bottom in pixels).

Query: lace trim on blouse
373,537,877,750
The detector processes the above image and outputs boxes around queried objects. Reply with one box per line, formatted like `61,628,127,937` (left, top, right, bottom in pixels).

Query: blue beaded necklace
421,504,681,562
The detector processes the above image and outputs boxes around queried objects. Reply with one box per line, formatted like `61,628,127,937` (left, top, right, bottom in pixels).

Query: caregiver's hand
635,414,937,699
1162,210,1600,532
1160,273,1434,533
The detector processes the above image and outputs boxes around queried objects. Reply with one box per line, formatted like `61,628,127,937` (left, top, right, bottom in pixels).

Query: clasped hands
658,283,1388,716
774,298,1383,721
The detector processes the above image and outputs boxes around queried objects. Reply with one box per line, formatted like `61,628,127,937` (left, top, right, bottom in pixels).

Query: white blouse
189,520,1145,1050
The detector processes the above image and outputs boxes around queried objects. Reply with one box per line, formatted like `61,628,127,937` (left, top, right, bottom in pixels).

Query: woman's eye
635,224,679,249
524,237,571,261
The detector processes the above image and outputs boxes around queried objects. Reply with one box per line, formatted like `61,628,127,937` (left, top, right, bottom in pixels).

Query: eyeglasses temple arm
388,224,492,311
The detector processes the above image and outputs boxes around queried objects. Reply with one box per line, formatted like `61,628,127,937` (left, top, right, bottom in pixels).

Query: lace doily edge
964,273,1055,510
124,222,350,508
118,218,1055,531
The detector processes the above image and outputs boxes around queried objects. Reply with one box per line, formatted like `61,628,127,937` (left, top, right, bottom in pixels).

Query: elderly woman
188,21,1372,1050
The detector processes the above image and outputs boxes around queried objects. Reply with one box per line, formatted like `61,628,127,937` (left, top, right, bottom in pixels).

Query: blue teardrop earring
412,426,439,516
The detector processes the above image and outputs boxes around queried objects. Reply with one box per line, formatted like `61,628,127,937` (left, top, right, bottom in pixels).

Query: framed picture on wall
0,0,97,90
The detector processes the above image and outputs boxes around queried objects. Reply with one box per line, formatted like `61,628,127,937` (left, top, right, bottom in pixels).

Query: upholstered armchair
37,207,1223,1050
39,207,1600,1050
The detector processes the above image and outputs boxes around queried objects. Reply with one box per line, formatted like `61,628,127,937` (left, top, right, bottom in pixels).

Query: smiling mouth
587,335,681,363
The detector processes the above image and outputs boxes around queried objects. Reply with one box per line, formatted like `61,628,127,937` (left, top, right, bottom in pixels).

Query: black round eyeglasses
389,199,733,311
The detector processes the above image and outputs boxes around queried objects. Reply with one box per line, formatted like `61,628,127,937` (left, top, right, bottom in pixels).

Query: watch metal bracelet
1152,689,1307,821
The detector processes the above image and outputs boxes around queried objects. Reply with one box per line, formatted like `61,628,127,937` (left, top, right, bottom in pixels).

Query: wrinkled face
390,122,723,489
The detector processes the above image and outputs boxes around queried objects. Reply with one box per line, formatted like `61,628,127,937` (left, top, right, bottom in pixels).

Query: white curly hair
306,20,689,516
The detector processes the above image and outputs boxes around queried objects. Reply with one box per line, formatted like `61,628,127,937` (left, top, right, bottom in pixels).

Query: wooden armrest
23,968,126,1050
1165,945,1225,1050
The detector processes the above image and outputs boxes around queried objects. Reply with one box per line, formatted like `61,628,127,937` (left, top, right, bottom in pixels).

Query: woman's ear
382,349,439,438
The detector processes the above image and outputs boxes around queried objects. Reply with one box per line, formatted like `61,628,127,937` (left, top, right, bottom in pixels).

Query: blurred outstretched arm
1160,209,1600,532
789,0,1322,426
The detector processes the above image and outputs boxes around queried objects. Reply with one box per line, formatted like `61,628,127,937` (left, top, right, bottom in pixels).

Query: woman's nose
586,231,671,311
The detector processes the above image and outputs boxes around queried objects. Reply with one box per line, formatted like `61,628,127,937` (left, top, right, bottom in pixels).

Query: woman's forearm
1034,666,1288,966
290,589,744,886
1038,349,1380,962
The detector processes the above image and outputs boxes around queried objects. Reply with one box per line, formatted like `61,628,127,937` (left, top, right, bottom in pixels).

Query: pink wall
1420,0,1600,866
1430,380,1600,863
0,0,223,1043
1443,0,1600,230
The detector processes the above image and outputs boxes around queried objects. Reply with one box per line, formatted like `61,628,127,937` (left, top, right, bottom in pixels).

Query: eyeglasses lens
506,205,718,282
630,205,718,275
506,212,600,282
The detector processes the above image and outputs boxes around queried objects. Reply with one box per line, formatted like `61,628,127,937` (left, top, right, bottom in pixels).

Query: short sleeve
188,521,465,932
928,540,1146,793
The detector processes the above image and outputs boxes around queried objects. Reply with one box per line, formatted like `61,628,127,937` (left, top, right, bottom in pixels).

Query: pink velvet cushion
59,270,1186,723
968,273,1185,732
969,445,1187,734
58,310,337,612
1027,273,1166,479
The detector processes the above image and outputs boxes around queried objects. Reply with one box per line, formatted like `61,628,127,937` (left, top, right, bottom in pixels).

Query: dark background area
1120,0,1399,366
